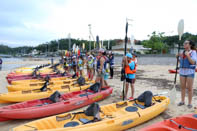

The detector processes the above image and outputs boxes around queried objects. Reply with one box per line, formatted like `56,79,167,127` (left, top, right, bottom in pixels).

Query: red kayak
168,69,179,74
6,73,71,84
0,84,112,121
140,113,197,131
169,68,197,74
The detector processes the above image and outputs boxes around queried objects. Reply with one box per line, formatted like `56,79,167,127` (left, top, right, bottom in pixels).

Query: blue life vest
180,51,196,69
109,55,114,66
97,56,107,70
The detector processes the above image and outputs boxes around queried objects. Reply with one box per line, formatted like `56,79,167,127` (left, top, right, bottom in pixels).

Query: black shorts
126,78,135,84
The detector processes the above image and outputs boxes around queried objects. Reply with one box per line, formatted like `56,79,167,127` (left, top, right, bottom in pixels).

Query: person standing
96,48,108,87
177,40,197,108
123,53,136,99
109,52,114,79
78,55,84,76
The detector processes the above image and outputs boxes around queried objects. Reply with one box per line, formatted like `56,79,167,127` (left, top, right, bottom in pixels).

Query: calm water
0,56,177,71
1,58,24,71
115,56,176,65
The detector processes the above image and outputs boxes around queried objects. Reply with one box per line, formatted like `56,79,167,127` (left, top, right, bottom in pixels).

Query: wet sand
0,58,196,131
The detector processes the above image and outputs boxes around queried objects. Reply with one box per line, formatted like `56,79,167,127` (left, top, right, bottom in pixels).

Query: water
0,56,177,71
114,56,177,66
1,58,24,71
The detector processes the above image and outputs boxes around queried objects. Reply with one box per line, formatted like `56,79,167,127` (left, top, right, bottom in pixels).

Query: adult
95,48,108,87
109,52,114,79
177,40,197,108
123,53,136,99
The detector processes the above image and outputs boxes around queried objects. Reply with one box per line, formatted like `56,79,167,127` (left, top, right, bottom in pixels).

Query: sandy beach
0,58,196,131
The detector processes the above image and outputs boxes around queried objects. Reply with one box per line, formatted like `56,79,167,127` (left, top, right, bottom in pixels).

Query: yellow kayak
11,76,75,85
0,83,93,103
14,66,64,75
12,96,170,131
7,78,90,92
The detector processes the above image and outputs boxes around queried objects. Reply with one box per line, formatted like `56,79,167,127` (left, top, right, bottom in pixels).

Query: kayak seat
133,103,146,109
79,118,92,124
193,114,197,118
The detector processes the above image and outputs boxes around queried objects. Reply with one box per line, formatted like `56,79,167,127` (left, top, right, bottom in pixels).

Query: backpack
84,103,101,120
77,76,85,86
89,83,101,93
137,91,153,107
49,91,61,103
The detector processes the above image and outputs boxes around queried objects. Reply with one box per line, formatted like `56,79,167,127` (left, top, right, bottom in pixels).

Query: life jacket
78,59,83,68
97,56,107,71
88,59,94,68
125,60,136,74
109,55,114,66
180,50,196,69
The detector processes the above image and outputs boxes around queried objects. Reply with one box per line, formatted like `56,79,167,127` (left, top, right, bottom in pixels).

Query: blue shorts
180,74,195,78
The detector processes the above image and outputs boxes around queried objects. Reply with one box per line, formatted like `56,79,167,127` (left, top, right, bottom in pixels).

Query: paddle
170,19,184,105
122,20,129,100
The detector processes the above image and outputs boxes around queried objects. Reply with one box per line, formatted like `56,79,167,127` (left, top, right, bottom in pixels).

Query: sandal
187,104,193,109
177,102,185,106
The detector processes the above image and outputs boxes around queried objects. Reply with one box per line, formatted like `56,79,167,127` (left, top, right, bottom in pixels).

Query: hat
88,55,94,58
126,53,133,58
99,48,105,53
72,56,76,59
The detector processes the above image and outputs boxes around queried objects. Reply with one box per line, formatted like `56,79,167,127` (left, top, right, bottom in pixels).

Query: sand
0,58,196,131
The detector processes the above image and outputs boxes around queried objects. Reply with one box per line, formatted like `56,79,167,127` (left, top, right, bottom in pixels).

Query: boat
12,95,170,131
6,72,71,84
7,77,89,92
0,82,94,103
140,113,197,131
0,84,112,121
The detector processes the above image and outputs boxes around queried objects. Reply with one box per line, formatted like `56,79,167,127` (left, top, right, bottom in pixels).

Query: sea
0,55,177,71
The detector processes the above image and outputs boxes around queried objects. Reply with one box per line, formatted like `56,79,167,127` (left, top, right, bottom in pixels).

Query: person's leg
131,81,134,98
179,76,187,104
110,67,113,78
125,82,129,99
186,77,194,106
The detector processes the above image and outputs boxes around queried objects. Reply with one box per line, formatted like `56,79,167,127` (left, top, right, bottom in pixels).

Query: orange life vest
125,60,136,74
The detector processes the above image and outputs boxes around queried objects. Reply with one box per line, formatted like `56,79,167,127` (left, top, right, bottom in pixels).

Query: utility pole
68,33,71,51
88,24,91,51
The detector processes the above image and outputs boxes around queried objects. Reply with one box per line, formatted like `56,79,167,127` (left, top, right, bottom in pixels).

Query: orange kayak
140,113,197,131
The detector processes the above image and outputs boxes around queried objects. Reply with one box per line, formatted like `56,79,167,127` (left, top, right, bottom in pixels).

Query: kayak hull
12,96,170,131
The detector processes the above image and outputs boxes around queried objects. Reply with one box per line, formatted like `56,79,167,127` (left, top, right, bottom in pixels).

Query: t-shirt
126,61,135,79
179,50,197,75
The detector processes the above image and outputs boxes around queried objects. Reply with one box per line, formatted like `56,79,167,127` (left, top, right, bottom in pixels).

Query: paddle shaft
174,41,181,84
122,21,129,100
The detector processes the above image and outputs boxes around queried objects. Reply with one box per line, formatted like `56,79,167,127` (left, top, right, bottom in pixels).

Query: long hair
188,40,195,50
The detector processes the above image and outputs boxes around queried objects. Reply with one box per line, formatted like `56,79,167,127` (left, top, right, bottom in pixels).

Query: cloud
0,0,196,47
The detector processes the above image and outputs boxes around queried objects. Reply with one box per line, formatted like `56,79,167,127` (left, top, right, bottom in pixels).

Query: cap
88,55,94,58
72,56,76,59
126,53,133,58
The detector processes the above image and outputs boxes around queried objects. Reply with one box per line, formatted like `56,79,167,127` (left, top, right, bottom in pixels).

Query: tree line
0,32,197,55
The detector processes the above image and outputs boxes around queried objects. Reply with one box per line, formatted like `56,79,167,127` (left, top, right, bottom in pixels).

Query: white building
112,39,150,54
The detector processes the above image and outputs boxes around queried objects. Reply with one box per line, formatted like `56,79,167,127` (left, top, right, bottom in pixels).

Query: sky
0,0,197,47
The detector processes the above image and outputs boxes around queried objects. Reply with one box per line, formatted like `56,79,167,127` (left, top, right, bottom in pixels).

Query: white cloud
0,0,196,47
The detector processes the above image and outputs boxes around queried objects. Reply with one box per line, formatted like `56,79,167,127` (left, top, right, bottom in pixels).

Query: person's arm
185,51,196,65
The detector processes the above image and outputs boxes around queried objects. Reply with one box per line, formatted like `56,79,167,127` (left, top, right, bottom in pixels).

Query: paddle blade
170,85,176,105
178,19,184,40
